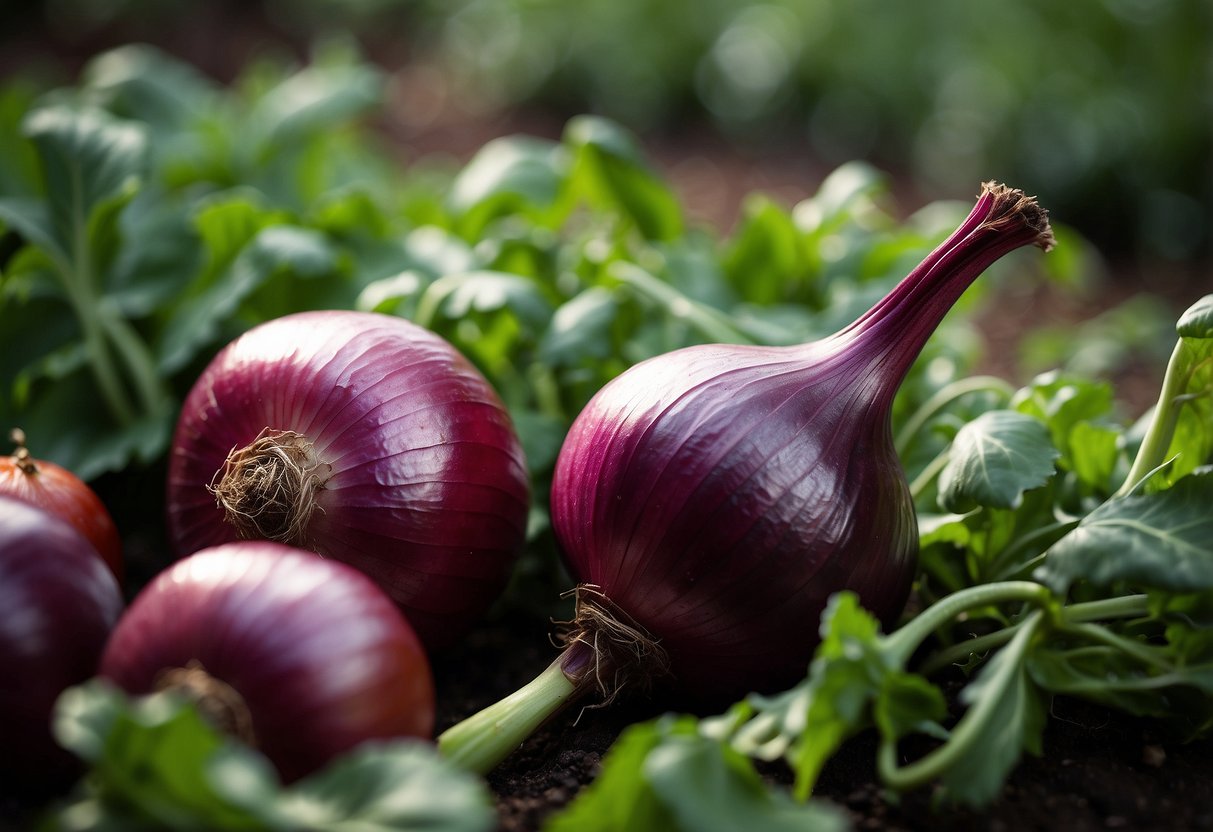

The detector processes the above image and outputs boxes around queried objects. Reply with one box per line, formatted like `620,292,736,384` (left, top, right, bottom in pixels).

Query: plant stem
882,581,1052,666
917,593,1151,677
878,610,1044,792
1115,339,1189,497
437,653,582,775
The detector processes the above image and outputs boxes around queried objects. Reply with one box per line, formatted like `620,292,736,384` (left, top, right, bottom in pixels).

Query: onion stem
437,653,582,775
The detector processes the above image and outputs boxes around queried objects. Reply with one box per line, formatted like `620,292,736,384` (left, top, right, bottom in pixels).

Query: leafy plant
40,681,494,832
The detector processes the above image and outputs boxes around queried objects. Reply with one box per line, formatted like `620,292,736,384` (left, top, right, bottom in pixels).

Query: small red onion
0,495,124,790
1,428,123,584
99,540,435,782
166,310,530,650
439,183,1054,773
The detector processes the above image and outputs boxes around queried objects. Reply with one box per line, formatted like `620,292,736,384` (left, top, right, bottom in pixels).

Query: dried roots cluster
209,428,331,546
556,584,671,707
154,660,256,746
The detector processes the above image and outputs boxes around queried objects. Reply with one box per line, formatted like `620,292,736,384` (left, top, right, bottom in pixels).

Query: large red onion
100,541,435,782
1,428,123,583
166,310,530,649
439,182,1054,773
0,495,124,790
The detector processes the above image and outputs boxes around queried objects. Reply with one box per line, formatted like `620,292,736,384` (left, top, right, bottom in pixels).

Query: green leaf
279,743,495,832
47,681,496,832
938,410,1060,512
1012,371,1115,468
83,44,218,129
565,116,683,241
1042,470,1213,591
448,135,568,237
538,287,620,365
248,60,383,153
22,105,147,262
938,635,1047,806
722,195,815,306
1177,294,1213,338
417,270,554,332
545,717,848,832
157,223,337,373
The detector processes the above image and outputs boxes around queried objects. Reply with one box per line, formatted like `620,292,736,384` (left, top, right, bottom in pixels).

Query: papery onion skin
438,184,1054,775
166,310,530,650
99,541,436,783
0,496,124,790
1,428,123,584
549,182,1055,702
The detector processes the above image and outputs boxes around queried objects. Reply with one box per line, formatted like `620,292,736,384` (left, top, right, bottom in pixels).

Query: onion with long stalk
439,182,1055,773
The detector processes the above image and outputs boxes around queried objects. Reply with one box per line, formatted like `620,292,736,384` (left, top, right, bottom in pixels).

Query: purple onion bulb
167,310,530,650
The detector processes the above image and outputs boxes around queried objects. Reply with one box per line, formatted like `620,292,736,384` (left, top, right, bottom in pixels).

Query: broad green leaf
1027,646,1213,731
417,270,554,331
48,681,496,832
545,717,848,832
565,115,683,241
248,60,383,153
22,105,147,261
83,44,218,129
874,673,948,741
538,287,619,365
157,224,338,373
789,593,888,798
1067,420,1123,493
1176,294,1213,338
938,410,1060,512
938,628,1047,806
280,743,495,832
722,194,815,306
448,135,568,237
644,726,849,832
1011,372,1116,470
792,161,887,235
1042,470,1213,591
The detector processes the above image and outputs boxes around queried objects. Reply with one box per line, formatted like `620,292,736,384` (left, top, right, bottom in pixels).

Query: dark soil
436,610,1213,832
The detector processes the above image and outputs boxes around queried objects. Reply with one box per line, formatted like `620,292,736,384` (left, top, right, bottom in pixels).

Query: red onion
99,540,435,782
166,310,530,650
439,182,1054,773
0,495,124,790
1,428,123,583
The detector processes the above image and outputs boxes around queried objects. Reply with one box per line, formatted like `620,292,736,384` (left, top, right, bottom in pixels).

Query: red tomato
1,428,123,584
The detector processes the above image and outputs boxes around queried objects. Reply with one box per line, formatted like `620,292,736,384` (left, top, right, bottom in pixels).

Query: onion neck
828,182,1054,412
153,661,257,747
208,428,330,546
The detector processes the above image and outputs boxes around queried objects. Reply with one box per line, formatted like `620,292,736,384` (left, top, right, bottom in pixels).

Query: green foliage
42,681,495,832
2,41,1210,829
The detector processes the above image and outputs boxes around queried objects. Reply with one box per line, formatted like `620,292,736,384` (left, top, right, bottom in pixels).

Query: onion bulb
166,310,530,650
0,495,124,790
1,428,123,583
99,540,435,782
439,182,1054,773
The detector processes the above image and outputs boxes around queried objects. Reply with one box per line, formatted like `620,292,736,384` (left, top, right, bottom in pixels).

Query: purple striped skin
0,496,124,788
551,184,1054,702
167,311,530,651
100,541,435,783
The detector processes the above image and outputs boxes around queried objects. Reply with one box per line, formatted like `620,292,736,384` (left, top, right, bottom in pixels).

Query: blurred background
3,0,1210,272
